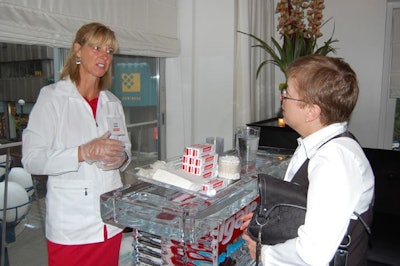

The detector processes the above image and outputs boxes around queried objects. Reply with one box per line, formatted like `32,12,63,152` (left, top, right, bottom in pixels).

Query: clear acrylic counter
101,149,292,265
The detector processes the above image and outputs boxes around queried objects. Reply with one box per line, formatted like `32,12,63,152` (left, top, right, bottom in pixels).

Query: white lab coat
22,77,132,245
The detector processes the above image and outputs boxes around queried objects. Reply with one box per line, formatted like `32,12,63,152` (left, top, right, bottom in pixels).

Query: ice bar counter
101,150,291,265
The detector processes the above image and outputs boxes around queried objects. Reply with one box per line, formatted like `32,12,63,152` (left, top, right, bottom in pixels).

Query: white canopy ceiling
0,0,180,57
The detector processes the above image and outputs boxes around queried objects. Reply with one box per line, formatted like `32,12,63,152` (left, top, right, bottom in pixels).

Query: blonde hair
60,22,118,90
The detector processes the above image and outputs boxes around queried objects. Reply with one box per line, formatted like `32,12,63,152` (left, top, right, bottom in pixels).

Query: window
0,43,166,166
394,100,400,150
391,4,400,150
379,1,400,150
0,43,53,141
111,55,166,167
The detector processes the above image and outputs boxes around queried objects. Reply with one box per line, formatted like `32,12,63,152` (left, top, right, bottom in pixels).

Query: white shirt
261,123,374,265
22,77,132,245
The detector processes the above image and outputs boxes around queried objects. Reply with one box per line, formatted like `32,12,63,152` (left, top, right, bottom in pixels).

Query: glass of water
235,126,260,174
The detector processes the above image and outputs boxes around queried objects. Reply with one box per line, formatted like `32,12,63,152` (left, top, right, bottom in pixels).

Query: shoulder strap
291,131,357,187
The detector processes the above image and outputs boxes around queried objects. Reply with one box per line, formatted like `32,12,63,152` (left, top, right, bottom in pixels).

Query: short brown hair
60,22,118,90
286,55,359,125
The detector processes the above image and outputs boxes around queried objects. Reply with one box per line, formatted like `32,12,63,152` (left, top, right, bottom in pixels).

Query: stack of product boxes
182,143,227,194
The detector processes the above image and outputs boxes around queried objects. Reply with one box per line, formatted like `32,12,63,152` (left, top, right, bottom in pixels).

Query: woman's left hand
240,212,253,231
96,152,127,170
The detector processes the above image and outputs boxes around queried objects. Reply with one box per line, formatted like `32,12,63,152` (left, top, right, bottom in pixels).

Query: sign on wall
111,62,157,107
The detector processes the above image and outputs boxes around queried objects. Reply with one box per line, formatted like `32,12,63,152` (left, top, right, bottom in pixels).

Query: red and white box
182,144,218,178
185,144,215,157
201,178,227,191
182,153,218,167
181,164,217,178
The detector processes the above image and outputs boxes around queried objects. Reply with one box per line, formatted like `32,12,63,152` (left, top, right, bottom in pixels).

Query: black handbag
247,174,307,246
247,173,372,266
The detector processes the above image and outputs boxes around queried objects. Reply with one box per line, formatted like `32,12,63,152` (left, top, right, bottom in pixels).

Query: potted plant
243,0,338,148
239,0,338,89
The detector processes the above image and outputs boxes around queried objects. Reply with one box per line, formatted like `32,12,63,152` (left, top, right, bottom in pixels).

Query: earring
76,57,81,65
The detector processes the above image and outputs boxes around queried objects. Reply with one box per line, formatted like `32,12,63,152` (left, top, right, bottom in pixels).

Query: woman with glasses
241,55,374,265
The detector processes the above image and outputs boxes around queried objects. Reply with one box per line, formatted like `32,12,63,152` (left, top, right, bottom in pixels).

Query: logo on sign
122,72,140,92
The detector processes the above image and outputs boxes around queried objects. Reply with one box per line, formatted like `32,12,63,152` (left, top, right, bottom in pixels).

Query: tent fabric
0,0,180,57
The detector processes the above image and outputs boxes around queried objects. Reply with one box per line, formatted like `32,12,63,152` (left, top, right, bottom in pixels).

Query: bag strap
257,173,269,217
291,131,357,187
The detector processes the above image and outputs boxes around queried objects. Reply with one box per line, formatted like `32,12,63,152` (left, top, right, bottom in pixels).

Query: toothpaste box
182,153,218,167
185,143,215,157
201,177,227,191
182,160,216,173
181,163,217,178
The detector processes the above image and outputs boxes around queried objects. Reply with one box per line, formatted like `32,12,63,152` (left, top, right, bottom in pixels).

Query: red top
84,97,99,119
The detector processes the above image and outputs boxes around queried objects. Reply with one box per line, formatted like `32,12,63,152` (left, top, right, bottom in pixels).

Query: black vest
291,131,373,266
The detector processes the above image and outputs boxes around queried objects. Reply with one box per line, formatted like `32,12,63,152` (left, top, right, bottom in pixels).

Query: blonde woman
22,22,131,266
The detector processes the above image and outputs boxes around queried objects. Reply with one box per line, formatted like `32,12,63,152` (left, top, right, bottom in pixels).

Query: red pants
47,227,122,266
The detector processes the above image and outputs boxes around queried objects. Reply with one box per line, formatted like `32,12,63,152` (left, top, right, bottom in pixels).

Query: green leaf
238,27,338,81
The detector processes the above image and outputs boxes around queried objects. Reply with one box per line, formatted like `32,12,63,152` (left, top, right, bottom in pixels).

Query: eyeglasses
280,89,307,103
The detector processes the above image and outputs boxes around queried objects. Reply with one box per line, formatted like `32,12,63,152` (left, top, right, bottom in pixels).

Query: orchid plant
239,0,338,89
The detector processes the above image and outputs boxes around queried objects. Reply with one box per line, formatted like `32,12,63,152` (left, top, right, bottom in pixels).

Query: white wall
166,0,235,158
166,0,388,157
323,0,387,149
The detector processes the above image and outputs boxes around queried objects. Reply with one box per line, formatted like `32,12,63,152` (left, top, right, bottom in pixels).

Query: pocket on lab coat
47,179,98,232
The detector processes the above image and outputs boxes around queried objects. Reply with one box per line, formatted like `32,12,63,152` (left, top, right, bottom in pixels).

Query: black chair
363,148,400,266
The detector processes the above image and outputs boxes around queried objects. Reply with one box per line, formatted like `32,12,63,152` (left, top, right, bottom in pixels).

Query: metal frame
0,141,22,266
